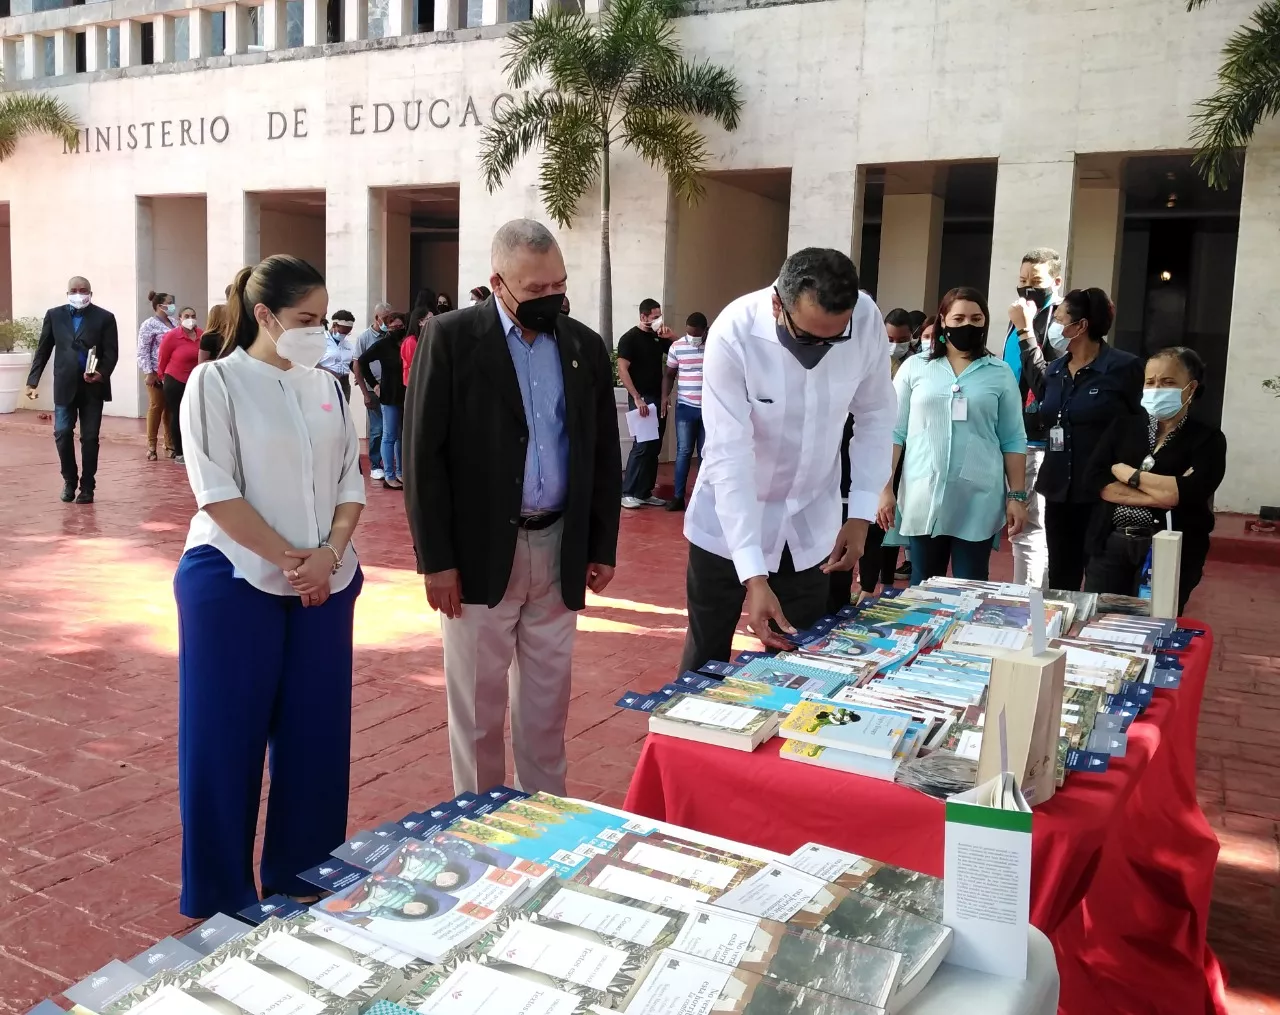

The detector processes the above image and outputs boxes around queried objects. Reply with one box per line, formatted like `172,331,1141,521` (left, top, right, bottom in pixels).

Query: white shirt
684,285,898,583
179,347,367,596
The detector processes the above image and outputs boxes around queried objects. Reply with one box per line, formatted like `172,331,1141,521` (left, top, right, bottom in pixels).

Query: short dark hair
930,287,991,360
331,310,356,323
1060,288,1115,342
225,255,326,352
776,248,859,315
1021,247,1063,278
907,310,927,333
884,308,912,328
1148,345,1207,400
639,298,661,316
470,285,491,301
687,312,708,330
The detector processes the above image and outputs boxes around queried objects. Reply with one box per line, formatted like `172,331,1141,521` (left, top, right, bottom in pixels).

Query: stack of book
619,577,1195,799
47,792,956,1015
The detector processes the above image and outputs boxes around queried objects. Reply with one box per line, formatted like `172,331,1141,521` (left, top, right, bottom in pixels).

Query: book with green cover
779,702,910,759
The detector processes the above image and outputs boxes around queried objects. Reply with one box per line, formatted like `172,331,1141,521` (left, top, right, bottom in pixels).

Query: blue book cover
1064,749,1110,773
734,657,852,696
237,895,307,925
779,701,912,759
675,672,719,691
693,676,805,714
698,660,739,677
181,913,251,955
333,830,403,870
299,857,368,893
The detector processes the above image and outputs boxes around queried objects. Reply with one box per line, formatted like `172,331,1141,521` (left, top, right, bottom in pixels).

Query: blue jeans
907,534,993,586
673,402,704,501
365,393,383,470
380,403,402,481
54,386,105,490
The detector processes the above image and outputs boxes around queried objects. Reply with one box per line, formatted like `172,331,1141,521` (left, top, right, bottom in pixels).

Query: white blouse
179,347,367,596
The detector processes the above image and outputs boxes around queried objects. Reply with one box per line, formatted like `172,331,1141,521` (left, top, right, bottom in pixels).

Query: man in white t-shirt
660,311,708,512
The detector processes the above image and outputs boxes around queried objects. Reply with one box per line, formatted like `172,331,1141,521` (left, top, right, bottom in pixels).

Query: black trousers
680,542,829,676
827,522,901,612
163,375,187,457
621,394,666,499
53,384,105,492
1044,500,1096,592
1084,530,1206,616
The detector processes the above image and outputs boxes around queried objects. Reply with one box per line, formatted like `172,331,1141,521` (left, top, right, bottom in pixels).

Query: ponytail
222,256,326,353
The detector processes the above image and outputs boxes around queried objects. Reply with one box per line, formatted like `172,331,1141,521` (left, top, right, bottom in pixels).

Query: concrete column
531,0,551,13
85,24,108,71
1069,185,1125,296
262,0,288,50
327,183,382,354
118,19,142,66
20,33,44,80
51,28,74,76
224,3,249,54
987,158,1076,345
432,0,458,30
208,188,261,309
877,192,944,314
1219,133,1280,514
387,0,417,35
344,0,368,39
583,0,600,12
302,0,324,44
0,38,18,80
189,9,214,57
153,14,176,63
481,0,506,25
787,161,863,263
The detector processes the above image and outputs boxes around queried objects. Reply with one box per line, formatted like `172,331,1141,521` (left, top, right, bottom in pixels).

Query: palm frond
597,0,682,98
0,91,80,161
479,92,602,197
1187,0,1214,9
1190,0,1280,187
625,59,744,130
539,104,605,227
504,9,600,95
621,107,709,201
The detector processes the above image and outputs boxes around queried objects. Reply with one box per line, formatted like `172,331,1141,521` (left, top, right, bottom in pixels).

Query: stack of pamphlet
49,792,956,1015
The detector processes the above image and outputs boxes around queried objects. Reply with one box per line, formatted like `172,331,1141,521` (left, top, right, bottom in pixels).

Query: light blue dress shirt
317,330,354,376
892,352,1027,542
496,299,569,515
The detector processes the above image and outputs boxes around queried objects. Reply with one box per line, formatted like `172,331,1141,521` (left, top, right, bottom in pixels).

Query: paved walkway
0,413,1277,1013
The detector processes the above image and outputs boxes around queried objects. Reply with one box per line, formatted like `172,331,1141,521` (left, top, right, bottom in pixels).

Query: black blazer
27,304,120,405
1082,414,1227,559
402,298,622,611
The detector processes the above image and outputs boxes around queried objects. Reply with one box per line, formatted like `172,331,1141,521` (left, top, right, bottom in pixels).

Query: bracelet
320,541,343,574
1006,490,1028,502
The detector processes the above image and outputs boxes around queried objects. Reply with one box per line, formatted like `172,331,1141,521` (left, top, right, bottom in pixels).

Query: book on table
648,692,781,751
778,702,911,759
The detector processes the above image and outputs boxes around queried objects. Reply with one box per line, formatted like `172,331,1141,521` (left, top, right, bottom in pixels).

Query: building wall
259,207,327,277
0,222,11,320
0,0,1267,506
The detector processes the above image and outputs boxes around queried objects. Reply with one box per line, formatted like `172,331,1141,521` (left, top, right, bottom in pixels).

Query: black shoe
60,483,76,503
895,561,912,577
665,498,685,512
75,489,94,504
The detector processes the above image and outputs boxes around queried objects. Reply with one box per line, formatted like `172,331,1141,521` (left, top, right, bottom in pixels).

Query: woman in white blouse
175,255,366,919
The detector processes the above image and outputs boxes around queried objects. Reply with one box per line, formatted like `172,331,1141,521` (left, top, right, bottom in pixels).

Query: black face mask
776,322,832,369
942,324,987,353
498,276,562,333
1017,286,1051,307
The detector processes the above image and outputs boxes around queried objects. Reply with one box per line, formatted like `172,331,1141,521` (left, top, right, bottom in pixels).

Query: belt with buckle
518,512,563,531
1116,525,1157,539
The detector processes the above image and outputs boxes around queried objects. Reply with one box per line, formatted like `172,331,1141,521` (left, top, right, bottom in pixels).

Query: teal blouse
892,352,1028,542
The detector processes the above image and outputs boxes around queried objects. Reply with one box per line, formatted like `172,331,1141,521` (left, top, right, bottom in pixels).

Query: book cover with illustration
372,839,540,907
779,703,910,759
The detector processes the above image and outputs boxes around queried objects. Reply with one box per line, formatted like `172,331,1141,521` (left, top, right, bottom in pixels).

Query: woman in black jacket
1083,346,1226,614
358,311,408,490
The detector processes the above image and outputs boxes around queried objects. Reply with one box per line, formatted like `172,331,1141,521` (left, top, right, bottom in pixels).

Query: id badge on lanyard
1050,425,1065,452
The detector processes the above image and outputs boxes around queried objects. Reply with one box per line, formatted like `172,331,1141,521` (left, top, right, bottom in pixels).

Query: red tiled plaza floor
0,410,1278,1013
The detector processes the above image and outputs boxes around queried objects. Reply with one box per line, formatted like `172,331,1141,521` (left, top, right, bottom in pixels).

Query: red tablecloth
623,625,1225,1015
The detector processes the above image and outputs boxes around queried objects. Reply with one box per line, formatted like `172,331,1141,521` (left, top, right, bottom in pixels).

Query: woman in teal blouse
878,287,1029,584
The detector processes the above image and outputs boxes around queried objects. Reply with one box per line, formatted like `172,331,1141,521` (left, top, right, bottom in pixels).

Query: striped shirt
666,336,705,407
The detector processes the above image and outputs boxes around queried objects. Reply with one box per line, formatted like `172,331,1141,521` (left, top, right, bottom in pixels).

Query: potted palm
0,316,40,413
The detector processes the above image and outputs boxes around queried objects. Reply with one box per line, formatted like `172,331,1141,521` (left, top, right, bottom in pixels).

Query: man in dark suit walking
24,276,119,504
403,219,622,796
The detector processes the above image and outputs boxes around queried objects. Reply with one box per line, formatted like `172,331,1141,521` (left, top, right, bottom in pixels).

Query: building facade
0,0,1274,512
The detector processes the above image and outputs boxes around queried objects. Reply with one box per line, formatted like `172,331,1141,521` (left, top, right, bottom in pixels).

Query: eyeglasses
775,289,853,345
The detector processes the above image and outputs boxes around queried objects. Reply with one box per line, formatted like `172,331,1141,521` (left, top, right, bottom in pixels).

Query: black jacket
358,333,406,408
1083,414,1227,560
402,298,622,611
1034,341,1143,503
27,303,120,404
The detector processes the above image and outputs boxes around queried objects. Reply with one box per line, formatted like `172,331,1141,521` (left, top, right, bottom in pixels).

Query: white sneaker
621,496,643,509
644,496,666,507
370,468,385,480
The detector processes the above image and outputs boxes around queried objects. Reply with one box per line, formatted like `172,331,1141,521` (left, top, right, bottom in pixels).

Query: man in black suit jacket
25,276,119,504
403,219,621,796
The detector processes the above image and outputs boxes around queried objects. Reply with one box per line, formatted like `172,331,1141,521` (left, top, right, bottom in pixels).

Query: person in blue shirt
880,287,1028,584
1033,288,1142,591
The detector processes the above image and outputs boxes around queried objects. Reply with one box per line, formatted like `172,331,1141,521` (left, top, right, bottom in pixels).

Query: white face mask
269,314,328,368
181,317,197,331
166,303,178,316
468,298,479,307
890,341,911,360
68,293,91,310
1046,320,1071,353
650,316,663,332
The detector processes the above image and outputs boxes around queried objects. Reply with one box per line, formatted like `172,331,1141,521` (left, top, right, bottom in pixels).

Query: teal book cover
779,703,911,759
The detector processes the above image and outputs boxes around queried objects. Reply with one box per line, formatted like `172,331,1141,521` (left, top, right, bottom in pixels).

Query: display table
902,927,1058,1015
623,625,1224,1015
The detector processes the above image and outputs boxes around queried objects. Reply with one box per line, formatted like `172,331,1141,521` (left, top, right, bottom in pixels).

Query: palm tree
478,0,742,345
0,87,81,162
1187,0,1280,188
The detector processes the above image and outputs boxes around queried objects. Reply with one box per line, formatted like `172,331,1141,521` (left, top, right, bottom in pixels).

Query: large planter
614,386,632,466
0,352,33,414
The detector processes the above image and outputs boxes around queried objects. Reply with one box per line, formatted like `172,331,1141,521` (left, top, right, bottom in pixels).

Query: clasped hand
282,548,332,606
